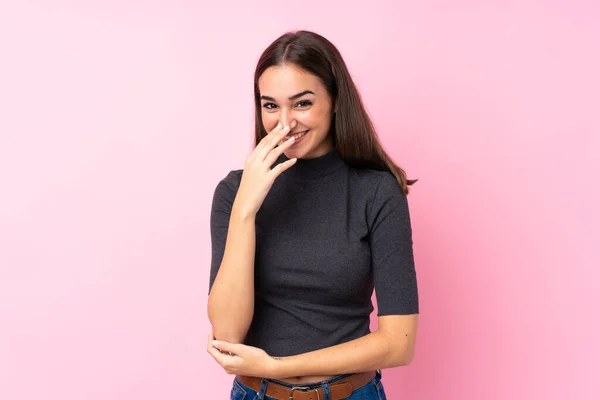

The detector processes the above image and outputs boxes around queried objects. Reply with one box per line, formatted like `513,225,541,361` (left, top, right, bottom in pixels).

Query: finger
269,158,298,178
258,125,290,161
207,344,227,365
213,340,242,356
250,123,284,163
255,122,283,151
269,122,283,135
275,120,297,146
208,344,240,373
265,135,296,165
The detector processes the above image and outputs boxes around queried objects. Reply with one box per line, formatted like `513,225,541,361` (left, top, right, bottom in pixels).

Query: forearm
270,331,408,379
207,205,256,343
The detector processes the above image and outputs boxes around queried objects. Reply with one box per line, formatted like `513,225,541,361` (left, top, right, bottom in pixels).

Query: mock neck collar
275,147,345,179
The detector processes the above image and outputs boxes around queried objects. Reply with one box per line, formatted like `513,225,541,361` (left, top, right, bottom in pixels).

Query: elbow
208,316,246,343
378,330,416,368
207,302,249,344
207,322,246,345
381,336,415,367
212,328,246,344
386,350,413,368
398,349,415,366
393,345,415,367
207,312,247,344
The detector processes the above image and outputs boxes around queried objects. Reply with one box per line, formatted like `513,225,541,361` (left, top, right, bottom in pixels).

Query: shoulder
351,168,404,200
212,169,243,202
218,169,243,188
352,169,408,224
356,170,412,231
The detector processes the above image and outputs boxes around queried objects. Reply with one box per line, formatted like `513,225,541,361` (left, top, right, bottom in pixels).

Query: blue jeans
230,370,387,400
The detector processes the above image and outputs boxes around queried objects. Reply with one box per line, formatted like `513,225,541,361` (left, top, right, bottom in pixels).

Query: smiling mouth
284,130,309,140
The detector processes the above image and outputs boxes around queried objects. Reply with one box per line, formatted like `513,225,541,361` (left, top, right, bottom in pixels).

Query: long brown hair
253,30,417,195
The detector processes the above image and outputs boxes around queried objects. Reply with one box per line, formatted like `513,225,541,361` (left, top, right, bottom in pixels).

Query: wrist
267,356,287,379
231,203,256,221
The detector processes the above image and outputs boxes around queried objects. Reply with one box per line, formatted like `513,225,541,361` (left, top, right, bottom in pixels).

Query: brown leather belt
236,370,376,400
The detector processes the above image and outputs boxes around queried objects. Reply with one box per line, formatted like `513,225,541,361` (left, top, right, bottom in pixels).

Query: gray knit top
209,147,419,357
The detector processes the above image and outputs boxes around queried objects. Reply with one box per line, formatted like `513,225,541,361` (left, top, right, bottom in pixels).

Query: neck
276,147,344,179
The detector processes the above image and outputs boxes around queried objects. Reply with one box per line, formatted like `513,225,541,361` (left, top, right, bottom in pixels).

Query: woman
207,30,419,400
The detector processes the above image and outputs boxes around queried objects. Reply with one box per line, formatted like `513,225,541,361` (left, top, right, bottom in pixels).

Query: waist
276,374,340,384
244,312,372,357
235,370,378,400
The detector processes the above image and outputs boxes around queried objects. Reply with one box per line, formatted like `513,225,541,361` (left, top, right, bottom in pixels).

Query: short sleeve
367,172,419,315
208,170,242,295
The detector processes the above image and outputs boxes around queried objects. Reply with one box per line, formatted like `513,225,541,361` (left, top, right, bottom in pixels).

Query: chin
284,143,309,157
284,148,303,159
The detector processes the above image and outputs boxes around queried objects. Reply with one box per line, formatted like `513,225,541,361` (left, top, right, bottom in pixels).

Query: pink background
1,1,598,399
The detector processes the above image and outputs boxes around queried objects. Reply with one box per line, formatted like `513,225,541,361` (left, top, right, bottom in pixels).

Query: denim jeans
230,370,387,400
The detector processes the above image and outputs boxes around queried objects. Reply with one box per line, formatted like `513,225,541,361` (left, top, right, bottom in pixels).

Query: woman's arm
207,175,257,343
271,314,418,379
207,314,418,379
207,127,298,344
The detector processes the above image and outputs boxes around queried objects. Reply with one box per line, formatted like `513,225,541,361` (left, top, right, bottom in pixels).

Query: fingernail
283,125,290,132
276,123,282,129
212,340,219,347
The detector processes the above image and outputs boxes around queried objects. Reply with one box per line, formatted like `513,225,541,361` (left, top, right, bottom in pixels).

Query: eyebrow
260,90,315,102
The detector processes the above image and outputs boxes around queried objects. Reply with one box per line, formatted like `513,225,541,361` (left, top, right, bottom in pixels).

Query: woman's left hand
207,326,278,378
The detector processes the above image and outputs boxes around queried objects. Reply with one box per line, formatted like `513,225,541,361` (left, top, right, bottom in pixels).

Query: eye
296,100,312,108
262,103,278,110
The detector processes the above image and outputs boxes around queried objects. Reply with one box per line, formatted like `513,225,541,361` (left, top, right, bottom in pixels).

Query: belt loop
257,378,269,400
322,382,330,400
376,369,383,379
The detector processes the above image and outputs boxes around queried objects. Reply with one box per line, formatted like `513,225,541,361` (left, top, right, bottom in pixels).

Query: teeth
285,130,308,140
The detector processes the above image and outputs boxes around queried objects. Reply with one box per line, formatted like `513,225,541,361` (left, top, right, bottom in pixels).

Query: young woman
207,30,419,400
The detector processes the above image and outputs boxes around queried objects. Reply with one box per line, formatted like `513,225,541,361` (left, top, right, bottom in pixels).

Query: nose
279,110,297,130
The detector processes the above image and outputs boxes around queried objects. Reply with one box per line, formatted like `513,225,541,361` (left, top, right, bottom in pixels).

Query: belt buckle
289,385,320,400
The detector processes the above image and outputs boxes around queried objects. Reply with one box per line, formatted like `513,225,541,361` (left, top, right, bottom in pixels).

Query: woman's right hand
232,123,298,217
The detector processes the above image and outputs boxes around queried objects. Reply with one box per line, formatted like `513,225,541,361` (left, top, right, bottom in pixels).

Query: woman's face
258,63,334,159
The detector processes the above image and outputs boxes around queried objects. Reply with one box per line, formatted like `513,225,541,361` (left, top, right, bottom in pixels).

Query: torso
245,163,380,359
217,151,415,373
